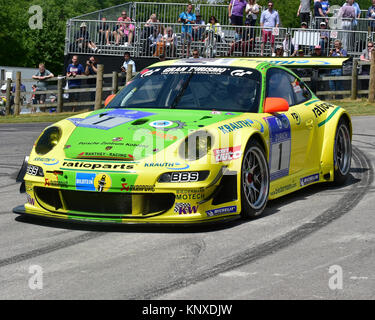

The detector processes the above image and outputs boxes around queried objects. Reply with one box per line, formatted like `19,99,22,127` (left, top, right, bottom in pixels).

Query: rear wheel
333,118,352,185
241,140,270,218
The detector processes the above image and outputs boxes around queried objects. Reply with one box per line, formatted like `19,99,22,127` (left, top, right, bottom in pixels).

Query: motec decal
94,173,112,192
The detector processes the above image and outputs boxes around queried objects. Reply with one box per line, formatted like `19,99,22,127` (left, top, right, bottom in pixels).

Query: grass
0,100,374,124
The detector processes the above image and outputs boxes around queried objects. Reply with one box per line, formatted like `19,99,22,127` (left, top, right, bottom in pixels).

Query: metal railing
66,19,370,58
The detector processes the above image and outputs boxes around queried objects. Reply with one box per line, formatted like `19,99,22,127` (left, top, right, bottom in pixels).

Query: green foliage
0,0,373,73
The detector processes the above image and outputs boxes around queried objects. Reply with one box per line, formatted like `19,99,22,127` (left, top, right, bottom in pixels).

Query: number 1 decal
264,115,291,181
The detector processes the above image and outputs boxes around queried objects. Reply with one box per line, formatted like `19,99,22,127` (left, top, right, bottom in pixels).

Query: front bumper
15,158,240,225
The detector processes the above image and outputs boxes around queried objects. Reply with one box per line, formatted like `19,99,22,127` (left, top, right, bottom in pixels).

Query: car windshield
107,65,262,113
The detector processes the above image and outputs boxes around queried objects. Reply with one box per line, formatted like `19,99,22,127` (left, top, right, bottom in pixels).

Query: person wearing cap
312,45,323,56
275,44,284,57
297,0,312,26
192,11,205,41
74,22,99,53
319,21,329,52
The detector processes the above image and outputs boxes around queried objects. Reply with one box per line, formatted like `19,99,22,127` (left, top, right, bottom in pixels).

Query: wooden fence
1,58,374,116
0,66,134,116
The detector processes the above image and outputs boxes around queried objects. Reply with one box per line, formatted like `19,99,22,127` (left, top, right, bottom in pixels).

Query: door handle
305,119,314,129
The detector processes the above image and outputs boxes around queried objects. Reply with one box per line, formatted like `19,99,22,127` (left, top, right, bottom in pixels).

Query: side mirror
104,94,116,107
263,97,289,113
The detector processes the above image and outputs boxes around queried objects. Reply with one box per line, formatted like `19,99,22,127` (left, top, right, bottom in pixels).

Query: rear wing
242,57,350,68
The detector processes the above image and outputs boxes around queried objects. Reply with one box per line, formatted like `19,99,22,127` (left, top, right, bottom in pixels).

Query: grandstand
64,1,375,71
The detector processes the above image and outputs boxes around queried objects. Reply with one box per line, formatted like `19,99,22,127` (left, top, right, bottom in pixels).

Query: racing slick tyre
240,139,270,219
333,118,352,185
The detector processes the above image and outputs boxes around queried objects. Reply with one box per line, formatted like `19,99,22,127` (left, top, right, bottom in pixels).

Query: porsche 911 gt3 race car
14,57,352,225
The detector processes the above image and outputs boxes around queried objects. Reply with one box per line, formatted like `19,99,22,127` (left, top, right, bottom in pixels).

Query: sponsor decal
62,161,134,171
77,152,134,161
76,173,96,191
140,68,160,77
300,173,319,187
162,66,228,75
148,130,177,141
149,120,174,129
105,146,113,151
112,137,123,142
174,203,199,215
33,157,59,166
211,111,221,115
26,194,35,206
265,115,292,181
217,119,253,134
68,109,156,130
121,183,155,192
270,182,297,196
230,69,253,77
312,102,335,118
94,173,112,192
291,112,301,125
175,192,204,200
144,162,190,170
206,205,237,217
213,146,242,162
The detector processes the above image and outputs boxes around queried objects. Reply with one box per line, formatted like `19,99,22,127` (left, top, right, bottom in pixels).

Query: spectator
163,27,178,57
74,22,99,53
228,22,254,56
121,51,136,84
116,11,128,43
32,63,54,105
228,0,247,26
148,28,163,56
338,0,356,50
312,44,324,56
319,21,329,53
245,0,260,26
66,55,84,111
205,16,222,42
275,44,284,57
367,0,375,32
314,0,325,28
283,33,295,56
328,39,347,98
190,49,202,59
97,17,116,46
144,13,160,38
321,0,330,16
159,54,166,61
178,3,196,58
260,1,280,56
192,11,205,41
297,0,311,26
360,41,373,74
117,17,135,47
84,56,98,101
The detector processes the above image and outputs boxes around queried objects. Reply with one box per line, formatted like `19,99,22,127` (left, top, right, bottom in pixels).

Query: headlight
35,126,62,155
179,131,213,161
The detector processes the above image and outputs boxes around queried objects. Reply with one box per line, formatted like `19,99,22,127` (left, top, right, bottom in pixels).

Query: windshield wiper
170,70,195,109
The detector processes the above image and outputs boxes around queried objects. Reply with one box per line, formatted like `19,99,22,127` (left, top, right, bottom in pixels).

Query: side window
266,68,295,106
291,76,312,105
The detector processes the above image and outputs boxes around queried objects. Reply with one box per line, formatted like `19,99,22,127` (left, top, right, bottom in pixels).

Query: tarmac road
0,117,374,300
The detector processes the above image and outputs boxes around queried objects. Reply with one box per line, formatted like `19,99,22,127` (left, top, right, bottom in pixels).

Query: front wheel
333,118,352,185
240,140,270,218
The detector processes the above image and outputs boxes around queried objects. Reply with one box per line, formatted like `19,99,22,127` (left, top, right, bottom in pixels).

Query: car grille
34,187,175,218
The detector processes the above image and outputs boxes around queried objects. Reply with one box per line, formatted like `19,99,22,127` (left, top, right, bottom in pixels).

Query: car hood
63,108,240,161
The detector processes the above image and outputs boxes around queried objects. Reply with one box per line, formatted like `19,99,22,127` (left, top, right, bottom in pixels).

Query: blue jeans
329,69,343,92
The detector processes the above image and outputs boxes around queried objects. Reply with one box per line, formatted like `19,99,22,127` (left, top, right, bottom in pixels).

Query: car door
265,67,318,179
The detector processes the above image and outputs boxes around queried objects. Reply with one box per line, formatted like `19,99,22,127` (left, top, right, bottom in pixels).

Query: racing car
14,57,352,224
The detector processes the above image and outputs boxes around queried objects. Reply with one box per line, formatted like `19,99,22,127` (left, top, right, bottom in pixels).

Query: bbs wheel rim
242,146,269,211
335,123,351,176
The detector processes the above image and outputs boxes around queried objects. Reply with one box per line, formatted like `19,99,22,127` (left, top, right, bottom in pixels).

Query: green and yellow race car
14,57,352,225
